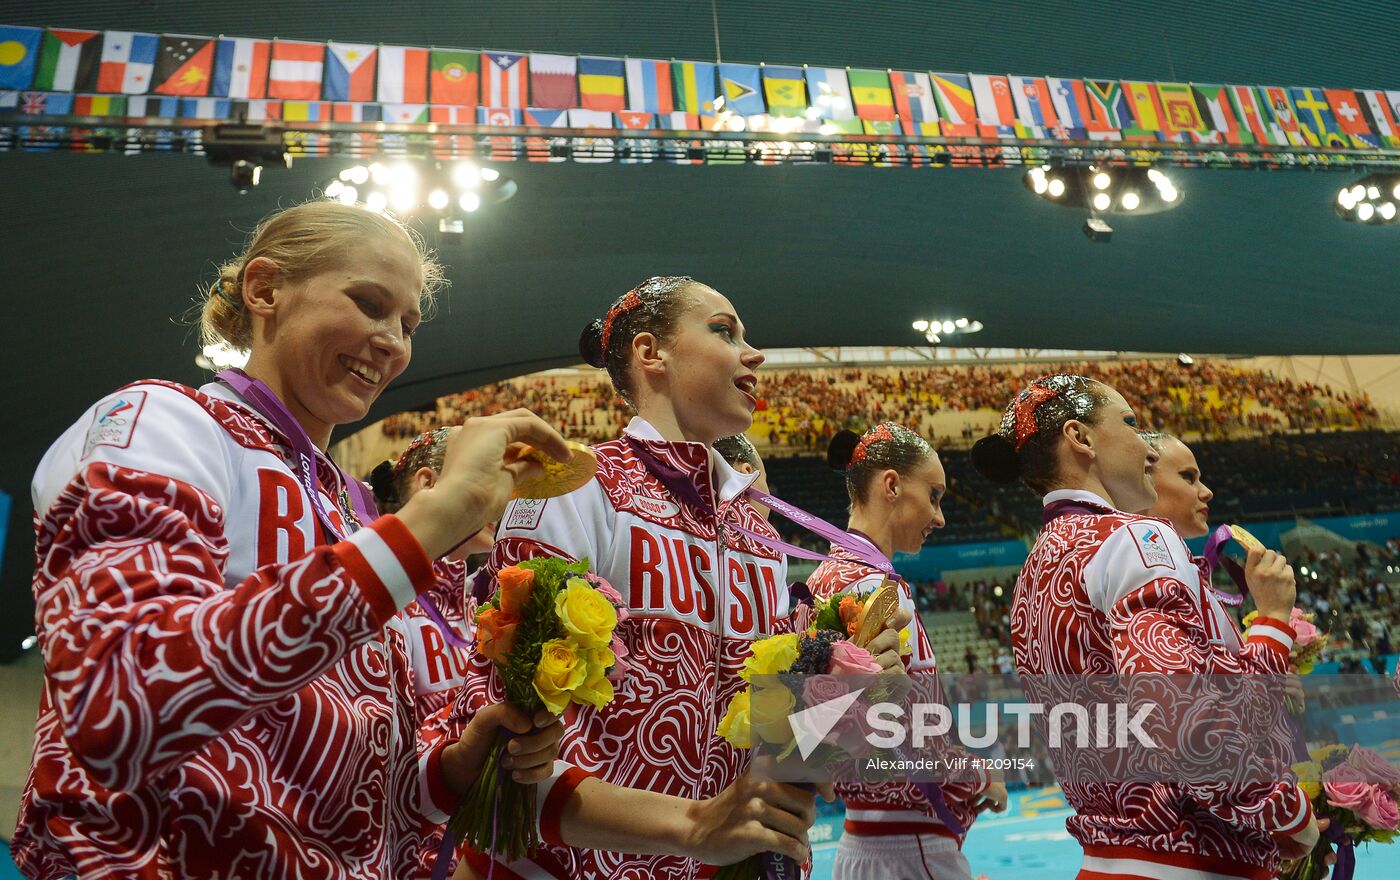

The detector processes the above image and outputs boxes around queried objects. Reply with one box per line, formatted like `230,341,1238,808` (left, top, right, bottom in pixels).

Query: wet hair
578,276,703,407
971,374,1112,495
1139,430,1180,452
200,200,446,351
714,433,761,470
827,422,936,505
369,426,451,513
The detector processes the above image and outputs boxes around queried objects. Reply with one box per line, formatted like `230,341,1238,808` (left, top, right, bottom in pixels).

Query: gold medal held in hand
853,580,901,648
1229,524,1265,553
510,441,598,499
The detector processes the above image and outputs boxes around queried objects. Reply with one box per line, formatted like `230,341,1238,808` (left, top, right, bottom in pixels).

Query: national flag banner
1157,82,1206,133
890,70,939,130
1122,81,1170,136
518,107,565,161
1290,87,1346,147
1008,75,1060,134
181,97,230,119
429,104,473,124
567,107,615,162
0,26,43,89
1045,77,1093,138
1226,86,1271,144
524,107,567,126
1259,86,1304,145
152,35,216,97
282,100,330,122
73,93,126,116
529,53,577,109
567,108,614,128
1085,80,1132,136
672,61,718,117
482,52,527,108
429,48,478,107
331,101,382,122
229,99,281,121
96,31,158,93
615,111,654,129
268,40,324,100
969,73,1017,136
378,45,429,104
1192,84,1247,144
718,63,764,116
324,42,377,102
1359,90,1400,146
382,102,429,124
126,94,180,117
479,106,522,126
625,58,673,114
657,112,705,164
213,37,270,98
661,111,702,130
805,67,854,120
615,116,655,164
761,65,806,116
578,56,625,111
35,29,101,92
930,72,978,136
0,90,15,113
1323,88,1371,136
16,90,73,117
847,68,895,121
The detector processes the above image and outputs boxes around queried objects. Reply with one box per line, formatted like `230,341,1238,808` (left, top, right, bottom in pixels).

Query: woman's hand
681,757,825,865
440,705,565,792
865,607,914,673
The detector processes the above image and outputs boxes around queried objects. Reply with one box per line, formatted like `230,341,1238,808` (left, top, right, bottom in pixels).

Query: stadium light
324,159,517,240
1026,166,1185,242
912,315,983,345
1335,173,1400,225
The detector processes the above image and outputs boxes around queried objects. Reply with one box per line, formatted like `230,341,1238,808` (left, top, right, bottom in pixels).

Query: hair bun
369,460,396,505
971,435,1021,484
578,318,606,368
826,430,861,472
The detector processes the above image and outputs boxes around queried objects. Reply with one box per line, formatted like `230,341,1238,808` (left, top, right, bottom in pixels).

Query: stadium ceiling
2,0,1400,658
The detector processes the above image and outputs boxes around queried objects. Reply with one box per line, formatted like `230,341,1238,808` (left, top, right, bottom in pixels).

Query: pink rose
605,635,631,684
803,675,851,710
1356,787,1400,831
1288,607,1320,646
1347,746,1400,787
1323,762,1373,813
589,575,628,622
828,640,882,675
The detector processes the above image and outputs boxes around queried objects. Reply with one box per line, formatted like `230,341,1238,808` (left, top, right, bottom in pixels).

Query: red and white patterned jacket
1012,489,1309,880
448,417,789,880
12,380,466,879
807,546,988,843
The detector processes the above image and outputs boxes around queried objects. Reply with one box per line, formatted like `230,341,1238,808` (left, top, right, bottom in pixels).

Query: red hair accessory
1012,386,1060,451
851,423,899,466
600,287,646,353
392,430,440,478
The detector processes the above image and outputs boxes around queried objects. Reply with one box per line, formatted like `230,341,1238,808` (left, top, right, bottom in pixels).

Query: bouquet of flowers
1283,743,1400,880
447,557,629,862
1244,607,1329,675
795,586,912,656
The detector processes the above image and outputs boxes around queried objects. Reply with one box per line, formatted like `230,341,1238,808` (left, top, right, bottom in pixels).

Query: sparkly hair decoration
1011,386,1061,451
392,427,451,479
850,422,900,466
600,287,645,354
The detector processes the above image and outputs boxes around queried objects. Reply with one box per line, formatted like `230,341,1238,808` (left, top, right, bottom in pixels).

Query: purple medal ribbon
215,370,468,648
1200,524,1251,607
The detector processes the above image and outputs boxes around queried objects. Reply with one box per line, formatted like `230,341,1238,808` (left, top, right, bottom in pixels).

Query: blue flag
0,26,42,89
717,63,764,116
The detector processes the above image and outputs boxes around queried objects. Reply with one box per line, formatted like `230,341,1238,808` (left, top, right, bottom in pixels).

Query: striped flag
97,31,158,94
890,71,939,132
378,45,428,104
324,42,377,102
0,26,43,89
1359,89,1400,146
429,49,477,107
805,67,854,120
578,56,625,111
847,69,895,121
1193,84,1247,143
331,101,381,122
1045,77,1090,137
625,58,673,114
931,72,978,136
268,40,324,100
761,65,806,117
73,93,126,116
1228,86,1273,145
970,73,1017,136
181,97,230,119
672,61,717,116
34,29,100,92
1121,81,1168,135
282,100,329,122
1008,75,1060,133
382,102,428,124
212,37,269,98
529,53,576,109
481,52,527,108
127,94,179,117
231,99,281,121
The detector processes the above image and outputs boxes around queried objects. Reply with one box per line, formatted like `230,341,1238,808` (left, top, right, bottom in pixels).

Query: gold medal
511,440,598,499
1229,524,1265,553
853,580,902,648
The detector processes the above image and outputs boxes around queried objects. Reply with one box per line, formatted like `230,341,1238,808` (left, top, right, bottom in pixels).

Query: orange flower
477,607,521,663
839,596,861,625
497,565,535,617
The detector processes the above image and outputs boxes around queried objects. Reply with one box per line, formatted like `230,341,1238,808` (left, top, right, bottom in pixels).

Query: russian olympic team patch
505,497,547,530
1127,521,1176,569
82,391,147,458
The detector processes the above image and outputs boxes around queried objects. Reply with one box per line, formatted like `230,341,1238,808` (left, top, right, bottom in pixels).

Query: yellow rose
1293,761,1322,801
740,632,800,682
533,638,587,715
717,690,752,749
749,681,797,745
555,578,618,650
569,646,616,710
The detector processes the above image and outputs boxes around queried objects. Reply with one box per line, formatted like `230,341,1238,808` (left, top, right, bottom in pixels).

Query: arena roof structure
3,0,1400,659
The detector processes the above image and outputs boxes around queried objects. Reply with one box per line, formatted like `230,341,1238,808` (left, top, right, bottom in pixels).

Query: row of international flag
3,24,1400,149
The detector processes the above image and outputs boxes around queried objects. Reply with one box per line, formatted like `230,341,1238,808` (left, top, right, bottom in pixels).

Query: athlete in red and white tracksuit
447,417,790,879
1012,489,1310,880
12,380,469,879
807,546,989,880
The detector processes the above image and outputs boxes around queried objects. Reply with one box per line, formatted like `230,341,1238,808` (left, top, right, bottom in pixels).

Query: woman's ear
412,466,437,493
883,468,901,501
1062,419,1095,460
241,256,281,320
631,331,665,378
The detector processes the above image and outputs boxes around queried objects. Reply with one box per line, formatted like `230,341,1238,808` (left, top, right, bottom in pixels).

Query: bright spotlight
818,123,838,135
1092,171,1111,190
1159,186,1178,202
913,320,929,331
337,185,357,205
453,163,481,188
390,186,415,212
955,317,969,328
1033,176,1048,194
325,180,344,199
480,167,500,182
428,188,449,210
1092,192,1111,211
1382,202,1397,221
459,192,481,212
1121,191,1140,211
1357,202,1375,221
804,106,822,120
391,163,418,186
365,191,387,213
1393,183,1400,200
1337,189,1356,209
1368,185,1381,200
369,162,390,185
1147,168,1166,184
942,320,956,334
1047,177,1065,198
347,165,369,185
